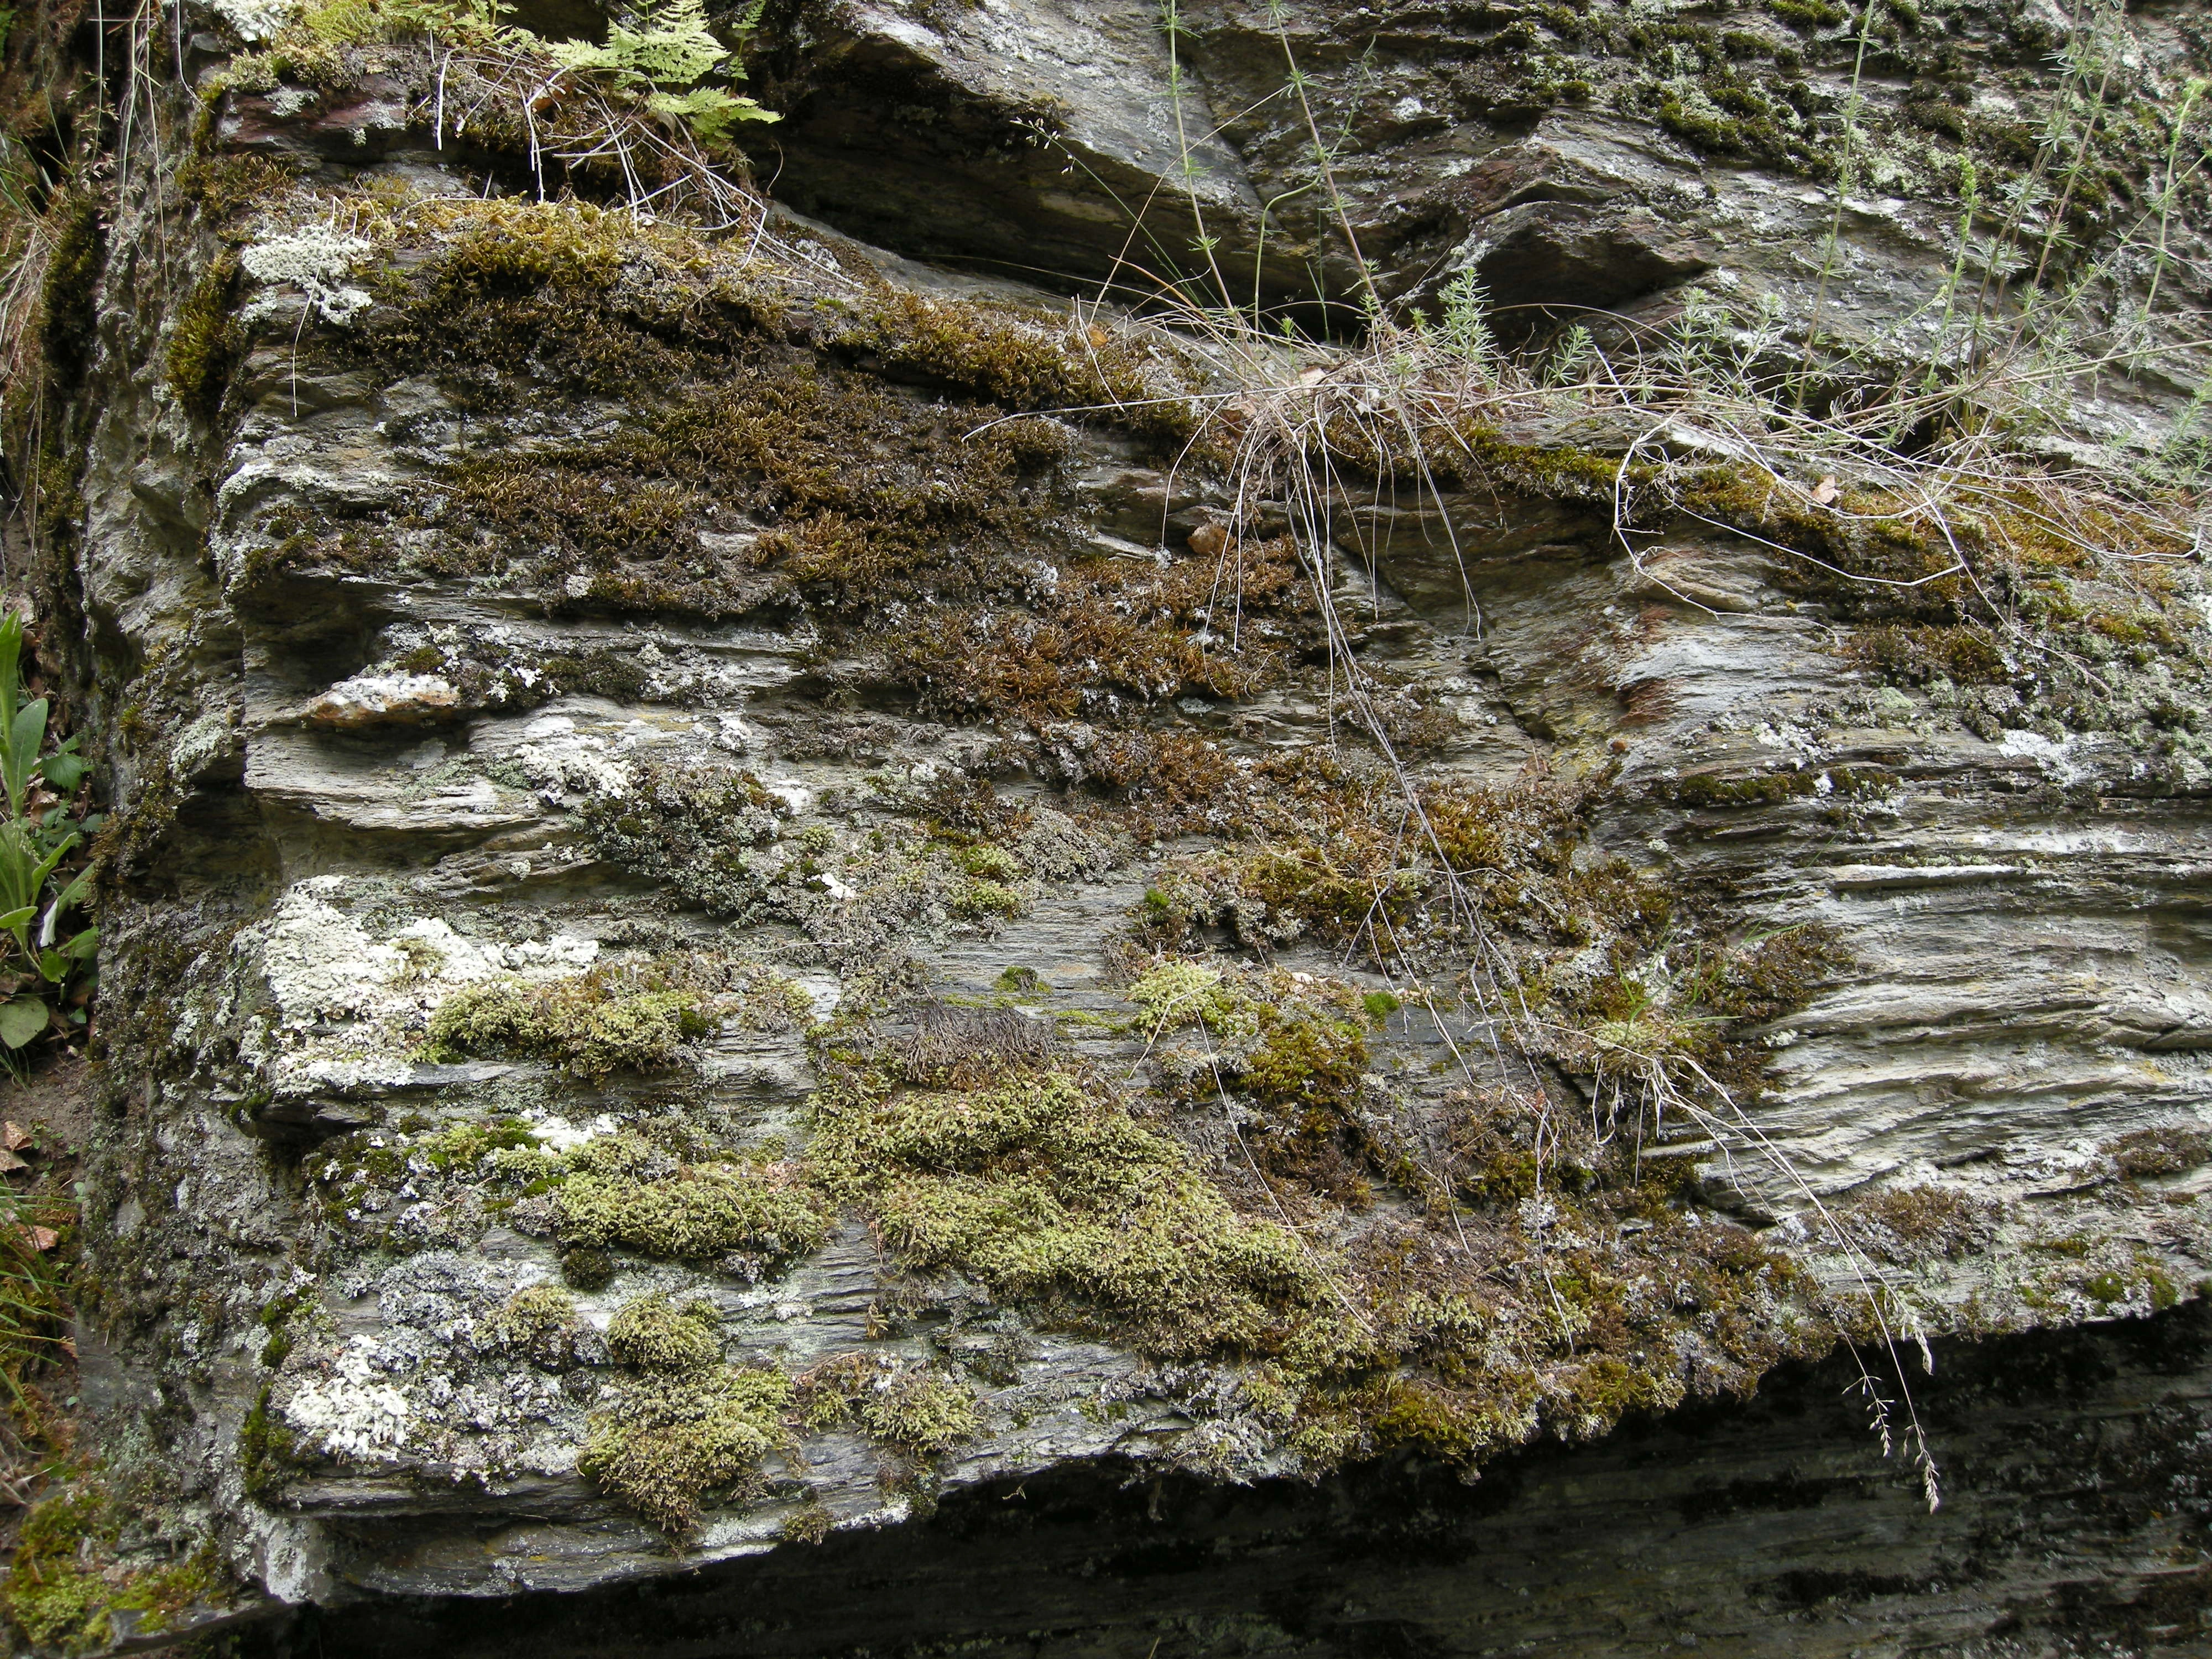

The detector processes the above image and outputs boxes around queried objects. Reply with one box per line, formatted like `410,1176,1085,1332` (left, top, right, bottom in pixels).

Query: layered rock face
12,0,2212,1648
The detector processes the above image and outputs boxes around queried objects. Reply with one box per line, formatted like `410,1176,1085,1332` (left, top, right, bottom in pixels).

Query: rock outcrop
4,0,2211,1647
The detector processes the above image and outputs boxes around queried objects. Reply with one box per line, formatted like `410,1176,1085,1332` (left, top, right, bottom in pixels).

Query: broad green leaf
38,750,84,794
0,909,34,931
9,700,43,759
0,822,39,920
6,698,46,812
0,998,46,1050
59,927,95,961
34,951,62,984
0,614,22,743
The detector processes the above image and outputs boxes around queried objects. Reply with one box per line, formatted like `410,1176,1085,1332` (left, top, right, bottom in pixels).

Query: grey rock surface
13,0,2212,1646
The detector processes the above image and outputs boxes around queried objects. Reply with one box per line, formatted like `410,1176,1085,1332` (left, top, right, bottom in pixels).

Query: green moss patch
488,1283,587,1369
3,1483,223,1654
4,1485,110,1651
424,977,711,1077
606,1292,723,1371
165,252,243,424
1131,961,1380,1203
811,1068,1318,1357
796,1353,984,1457
580,763,786,919
555,1161,829,1266
580,1360,794,1533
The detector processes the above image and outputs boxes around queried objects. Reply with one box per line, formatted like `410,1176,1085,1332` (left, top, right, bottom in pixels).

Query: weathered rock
299,671,461,728
236,1303,2212,1656
11,0,2212,1646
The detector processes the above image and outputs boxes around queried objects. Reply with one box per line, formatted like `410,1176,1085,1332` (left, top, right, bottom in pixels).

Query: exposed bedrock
8,0,2212,1647
248,1305,2212,1656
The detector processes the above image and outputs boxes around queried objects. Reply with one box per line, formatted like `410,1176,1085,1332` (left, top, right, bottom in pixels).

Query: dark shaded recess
233,573,397,698
741,47,1213,302
505,0,607,43
249,1306,2212,1657
1472,203,1714,318
736,23,1326,311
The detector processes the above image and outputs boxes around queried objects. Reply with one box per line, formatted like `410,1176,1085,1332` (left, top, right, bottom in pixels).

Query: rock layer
258,1303,2212,1657
7,0,2212,1647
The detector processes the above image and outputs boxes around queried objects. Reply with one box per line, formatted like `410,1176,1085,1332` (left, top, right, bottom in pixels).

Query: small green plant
0,614,93,1056
1435,270,1498,378
542,0,777,144
219,0,779,219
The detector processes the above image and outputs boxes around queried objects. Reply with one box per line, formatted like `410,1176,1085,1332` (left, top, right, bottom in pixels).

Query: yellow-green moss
606,1292,722,1371
34,194,103,392
955,844,1022,881
560,1245,617,1290
165,253,242,424
947,877,1022,920
424,977,710,1077
554,1160,828,1265
579,1364,794,1533
489,1282,585,1368
778,1501,833,1545
1130,961,1377,1201
1849,622,2009,687
102,1547,222,1637
1130,767,1846,1105
797,1354,984,1456
861,1369,982,1454
238,1383,298,1498
306,1115,552,1240
1670,764,1898,810
4,1486,111,1651
2,1484,222,1654
805,995,1836,1479
178,152,306,223
811,1068,1317,1357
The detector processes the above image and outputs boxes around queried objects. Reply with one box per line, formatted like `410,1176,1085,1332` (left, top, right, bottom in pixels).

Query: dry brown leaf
1811,476,1840,504
2,1122,29,1152
25,1227,58,1251
0,1150,29,1175
1187,523,1232,558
